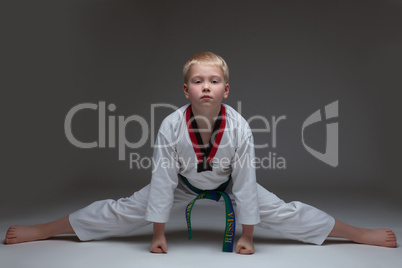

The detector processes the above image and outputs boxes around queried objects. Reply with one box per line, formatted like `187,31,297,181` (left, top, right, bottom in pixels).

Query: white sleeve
145,131,179,223
231,132,261,225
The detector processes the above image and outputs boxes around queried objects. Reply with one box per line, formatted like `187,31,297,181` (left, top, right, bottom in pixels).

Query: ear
183,83,190,99
223,83,230,99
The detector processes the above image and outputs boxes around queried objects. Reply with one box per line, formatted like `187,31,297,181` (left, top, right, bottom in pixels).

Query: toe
5,232,16,239
6,234,16,240
7,226,17,231
385,240,397,248
5,238,17,245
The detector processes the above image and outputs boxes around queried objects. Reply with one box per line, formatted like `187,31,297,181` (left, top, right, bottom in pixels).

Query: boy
5,52,397,254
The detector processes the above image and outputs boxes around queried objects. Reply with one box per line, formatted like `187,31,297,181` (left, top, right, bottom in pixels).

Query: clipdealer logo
64,101,338,169
302,101,339,167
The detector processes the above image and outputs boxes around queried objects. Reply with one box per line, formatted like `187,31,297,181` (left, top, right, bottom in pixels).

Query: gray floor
1,191,401,268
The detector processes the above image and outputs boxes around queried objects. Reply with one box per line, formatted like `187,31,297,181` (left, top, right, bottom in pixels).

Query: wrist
153,222,166,237
241,224,254,238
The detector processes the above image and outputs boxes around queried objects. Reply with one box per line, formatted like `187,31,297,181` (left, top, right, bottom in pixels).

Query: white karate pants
69,182,335,245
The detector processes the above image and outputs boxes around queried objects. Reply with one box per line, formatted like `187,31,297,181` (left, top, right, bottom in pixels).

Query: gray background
1,0,401,218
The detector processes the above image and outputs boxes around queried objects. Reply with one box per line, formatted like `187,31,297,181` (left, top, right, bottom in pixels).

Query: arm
231,126,259,254
236,224,255,254
150,222,168,253
145,131,179,222
231,132,261,225
146,125,180,252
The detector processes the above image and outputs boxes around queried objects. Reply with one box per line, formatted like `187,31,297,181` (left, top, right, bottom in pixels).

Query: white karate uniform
69,104,335,245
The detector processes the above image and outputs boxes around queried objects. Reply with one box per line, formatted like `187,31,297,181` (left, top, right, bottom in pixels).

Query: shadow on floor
33,229,355,247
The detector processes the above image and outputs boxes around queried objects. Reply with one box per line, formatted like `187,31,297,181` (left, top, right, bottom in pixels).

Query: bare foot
329,219,397,248
356,228,397,248
5,225,49,244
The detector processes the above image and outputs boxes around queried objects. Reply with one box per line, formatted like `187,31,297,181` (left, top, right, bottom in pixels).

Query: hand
150,234,168,253
150,223,168,253
236,234,254,254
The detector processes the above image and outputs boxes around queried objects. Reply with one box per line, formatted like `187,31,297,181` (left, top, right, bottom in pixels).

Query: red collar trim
186,105,226,163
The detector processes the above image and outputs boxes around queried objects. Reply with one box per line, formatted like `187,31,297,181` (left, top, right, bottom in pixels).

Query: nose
203,82,210,92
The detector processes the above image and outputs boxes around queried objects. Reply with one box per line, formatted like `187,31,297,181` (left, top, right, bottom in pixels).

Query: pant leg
255,184,335,245
69,183,195,241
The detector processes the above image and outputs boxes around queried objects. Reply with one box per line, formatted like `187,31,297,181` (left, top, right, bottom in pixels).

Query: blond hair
183,51,229,83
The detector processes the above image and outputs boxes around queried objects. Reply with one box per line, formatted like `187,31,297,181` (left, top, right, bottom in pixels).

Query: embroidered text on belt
179,174,235,252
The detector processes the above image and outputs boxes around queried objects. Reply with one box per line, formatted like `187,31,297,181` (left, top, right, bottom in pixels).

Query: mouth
201,95,212,99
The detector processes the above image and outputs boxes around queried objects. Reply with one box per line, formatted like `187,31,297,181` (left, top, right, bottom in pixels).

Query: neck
191,104,221,129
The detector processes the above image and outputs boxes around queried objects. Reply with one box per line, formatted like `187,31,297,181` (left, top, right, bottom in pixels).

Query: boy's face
183,63,229,112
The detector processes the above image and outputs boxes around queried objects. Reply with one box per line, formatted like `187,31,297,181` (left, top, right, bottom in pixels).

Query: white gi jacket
145,104,261,225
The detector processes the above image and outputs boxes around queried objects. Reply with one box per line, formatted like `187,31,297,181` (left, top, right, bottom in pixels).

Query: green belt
179,174,235,252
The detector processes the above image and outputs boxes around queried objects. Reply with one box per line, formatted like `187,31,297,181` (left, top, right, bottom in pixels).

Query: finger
239,248,251,254
161,243,168,253
236,245,245,254
150,245,164,253
150,247,162,253
240,247,254,255
151,244,168,253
